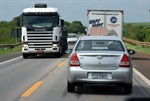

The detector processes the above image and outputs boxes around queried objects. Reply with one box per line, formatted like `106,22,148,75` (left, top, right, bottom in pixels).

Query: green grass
124,42,150,55
0,46,21,55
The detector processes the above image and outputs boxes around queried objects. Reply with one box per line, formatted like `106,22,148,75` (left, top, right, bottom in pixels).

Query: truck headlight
22,44,28,48
53,44,58,47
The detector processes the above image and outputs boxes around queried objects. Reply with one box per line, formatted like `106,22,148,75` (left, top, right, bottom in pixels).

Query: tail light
119,54,130,67
70,53,80,66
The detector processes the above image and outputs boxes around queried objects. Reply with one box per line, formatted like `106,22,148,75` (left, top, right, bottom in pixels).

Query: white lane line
133,67,150,86
0,56,22,65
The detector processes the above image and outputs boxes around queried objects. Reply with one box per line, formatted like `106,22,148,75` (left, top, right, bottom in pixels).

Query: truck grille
27,31,53,48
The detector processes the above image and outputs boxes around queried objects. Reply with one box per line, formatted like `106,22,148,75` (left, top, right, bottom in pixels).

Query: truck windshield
22,14,59,28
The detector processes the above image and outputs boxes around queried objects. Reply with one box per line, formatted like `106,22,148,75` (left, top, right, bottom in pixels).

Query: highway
0,44,150,101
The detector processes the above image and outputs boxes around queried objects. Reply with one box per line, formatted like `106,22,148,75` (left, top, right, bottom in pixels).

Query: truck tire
60,39,65,54
23,54,28,58
55,48,62,58
64,39,68,54
61,42,64,54
67,81,75,93
55,52,61,58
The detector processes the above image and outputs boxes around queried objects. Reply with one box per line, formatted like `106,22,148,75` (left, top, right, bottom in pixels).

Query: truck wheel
124,83,132,94
23,54,28,58
55,52,61,58
61,40,65,54
67,81,75,93
62,45,65,54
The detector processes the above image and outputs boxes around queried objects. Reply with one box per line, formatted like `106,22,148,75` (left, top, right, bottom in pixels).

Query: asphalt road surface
0,43,150,101
131,51,150,80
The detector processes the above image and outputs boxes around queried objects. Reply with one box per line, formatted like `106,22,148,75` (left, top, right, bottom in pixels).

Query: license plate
37,50,44,53
88,72,112,79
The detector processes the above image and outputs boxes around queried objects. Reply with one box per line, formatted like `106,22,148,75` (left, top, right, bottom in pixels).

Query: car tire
124,83,132,94
67,81,75,93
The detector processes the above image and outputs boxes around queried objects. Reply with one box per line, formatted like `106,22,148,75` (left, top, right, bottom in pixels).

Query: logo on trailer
89,19,103,27
110,17,117,23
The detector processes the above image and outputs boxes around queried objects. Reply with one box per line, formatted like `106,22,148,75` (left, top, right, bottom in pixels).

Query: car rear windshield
75,40,125,51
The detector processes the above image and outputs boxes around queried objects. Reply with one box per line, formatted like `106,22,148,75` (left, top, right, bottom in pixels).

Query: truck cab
18,4,68,58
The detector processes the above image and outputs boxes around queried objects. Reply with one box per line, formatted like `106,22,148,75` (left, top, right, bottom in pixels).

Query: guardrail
0,38,150,51
0,42,22,51
123,38,150,47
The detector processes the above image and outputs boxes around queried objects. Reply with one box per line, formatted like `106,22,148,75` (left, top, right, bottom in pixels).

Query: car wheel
67,81,75,93
124,83,132,94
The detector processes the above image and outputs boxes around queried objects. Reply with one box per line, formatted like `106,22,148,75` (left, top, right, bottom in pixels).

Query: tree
145,29,150,42
68,21,85,33
0,17,19,44
64,21,70,27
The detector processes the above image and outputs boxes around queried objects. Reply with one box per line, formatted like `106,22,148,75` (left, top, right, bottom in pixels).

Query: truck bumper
22,47,60,54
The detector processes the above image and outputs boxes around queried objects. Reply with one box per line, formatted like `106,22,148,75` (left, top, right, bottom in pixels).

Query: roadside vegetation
125,42,150,55
0,46,21,55
123,22,150,42
0,17,20,44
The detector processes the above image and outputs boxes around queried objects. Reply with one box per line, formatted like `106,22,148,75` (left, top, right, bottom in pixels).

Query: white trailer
87,10,124,38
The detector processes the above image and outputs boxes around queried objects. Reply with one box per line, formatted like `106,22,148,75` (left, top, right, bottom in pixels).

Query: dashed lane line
21,81,43,97
57,62,65,67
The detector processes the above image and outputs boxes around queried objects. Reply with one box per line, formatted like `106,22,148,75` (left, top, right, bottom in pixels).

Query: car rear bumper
68,66,133,84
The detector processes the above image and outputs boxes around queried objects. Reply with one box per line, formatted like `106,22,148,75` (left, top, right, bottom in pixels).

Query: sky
0,0,150,26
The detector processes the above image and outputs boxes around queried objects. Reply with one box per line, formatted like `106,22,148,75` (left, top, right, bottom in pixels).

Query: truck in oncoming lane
87,10,124,38
17,3,68,58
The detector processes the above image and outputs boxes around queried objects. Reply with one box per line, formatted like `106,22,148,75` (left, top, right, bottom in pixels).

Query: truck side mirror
60,19,64,26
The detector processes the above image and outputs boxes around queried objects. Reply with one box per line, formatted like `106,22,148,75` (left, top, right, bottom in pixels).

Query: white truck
87,10,124,38
17,4,68,58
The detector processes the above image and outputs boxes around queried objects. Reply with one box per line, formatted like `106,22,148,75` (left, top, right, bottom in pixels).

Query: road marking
57,62,65,67
21,81,43,97
133,68,150,86
0,56,22,65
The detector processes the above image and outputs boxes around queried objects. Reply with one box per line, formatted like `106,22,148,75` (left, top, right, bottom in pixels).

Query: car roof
79,36,122,41
68,33,76,35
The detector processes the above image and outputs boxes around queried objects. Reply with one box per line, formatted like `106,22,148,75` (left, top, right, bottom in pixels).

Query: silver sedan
67,36,135,94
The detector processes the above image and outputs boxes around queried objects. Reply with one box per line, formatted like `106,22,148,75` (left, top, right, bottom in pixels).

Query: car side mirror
128,49,135,55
